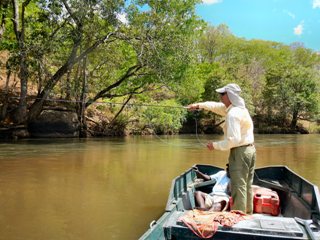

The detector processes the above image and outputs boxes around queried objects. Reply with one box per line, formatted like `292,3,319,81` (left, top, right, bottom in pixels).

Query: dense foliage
0,0,319,136
191,25,320,132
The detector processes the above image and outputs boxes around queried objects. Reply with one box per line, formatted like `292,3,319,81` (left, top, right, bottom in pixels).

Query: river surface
0,134,319,240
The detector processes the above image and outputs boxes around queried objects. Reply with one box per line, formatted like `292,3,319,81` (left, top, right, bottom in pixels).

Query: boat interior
162,164,320,240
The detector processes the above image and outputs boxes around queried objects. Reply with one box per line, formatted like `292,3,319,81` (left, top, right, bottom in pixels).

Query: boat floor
164,211,319,239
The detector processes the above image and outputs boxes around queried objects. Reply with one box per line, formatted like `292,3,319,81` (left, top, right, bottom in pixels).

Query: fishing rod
5,94,220,148
7,95,188,109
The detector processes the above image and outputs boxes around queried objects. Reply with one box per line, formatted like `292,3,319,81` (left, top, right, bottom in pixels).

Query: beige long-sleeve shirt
198,101,254,151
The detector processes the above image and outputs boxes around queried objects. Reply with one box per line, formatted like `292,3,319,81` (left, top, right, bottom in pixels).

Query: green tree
263,46,320,129
1,0,203,130
286,66,319,128
191,24,320,131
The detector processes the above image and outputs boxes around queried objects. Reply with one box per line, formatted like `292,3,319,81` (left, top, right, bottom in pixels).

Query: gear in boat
140,165,320,240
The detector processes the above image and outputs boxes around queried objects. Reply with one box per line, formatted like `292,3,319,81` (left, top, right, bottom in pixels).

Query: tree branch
61,0,81,27
85,64,142,107
28,30,118,121
109,94,133,125
0,0,9,39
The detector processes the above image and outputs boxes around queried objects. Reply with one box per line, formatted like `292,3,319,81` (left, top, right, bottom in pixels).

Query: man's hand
187,104,199,111
192,166,198,171
207,142,215,151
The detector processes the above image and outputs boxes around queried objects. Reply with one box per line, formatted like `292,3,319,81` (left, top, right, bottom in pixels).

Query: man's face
220,92,231,107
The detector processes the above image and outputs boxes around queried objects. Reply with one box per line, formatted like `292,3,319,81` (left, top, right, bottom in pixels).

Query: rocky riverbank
0,109,315,140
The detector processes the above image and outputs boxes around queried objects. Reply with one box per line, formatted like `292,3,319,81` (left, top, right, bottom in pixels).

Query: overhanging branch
85,64,142,107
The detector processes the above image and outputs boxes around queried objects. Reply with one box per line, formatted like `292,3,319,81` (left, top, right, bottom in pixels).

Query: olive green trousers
228,145,256,214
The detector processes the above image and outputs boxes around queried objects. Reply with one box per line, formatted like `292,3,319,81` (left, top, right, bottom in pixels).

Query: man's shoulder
229,105,245,113
228,106,250,118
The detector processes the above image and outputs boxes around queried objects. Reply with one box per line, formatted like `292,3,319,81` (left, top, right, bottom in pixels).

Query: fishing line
142,108,209,148
194,112,207,147
5,94,208,148
144,112,204,148
6,95,187,109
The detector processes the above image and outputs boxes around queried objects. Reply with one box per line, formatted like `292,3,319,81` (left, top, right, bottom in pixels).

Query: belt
231,143,254,149
244,143,254,147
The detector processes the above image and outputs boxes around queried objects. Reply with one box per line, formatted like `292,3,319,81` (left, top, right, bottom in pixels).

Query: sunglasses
220,92,227,96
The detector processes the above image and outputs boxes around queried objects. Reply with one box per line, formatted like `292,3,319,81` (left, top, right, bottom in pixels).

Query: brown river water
0,134,319,240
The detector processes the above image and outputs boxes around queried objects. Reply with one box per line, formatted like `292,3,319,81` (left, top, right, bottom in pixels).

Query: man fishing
187,83,256,214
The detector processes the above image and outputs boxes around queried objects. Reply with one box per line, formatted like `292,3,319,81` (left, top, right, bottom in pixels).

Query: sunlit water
0,134,319,240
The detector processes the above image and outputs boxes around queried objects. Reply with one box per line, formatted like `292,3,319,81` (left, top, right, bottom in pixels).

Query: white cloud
202,0,223,5
283,10,295,19
313,0,320,9
294,22,304,36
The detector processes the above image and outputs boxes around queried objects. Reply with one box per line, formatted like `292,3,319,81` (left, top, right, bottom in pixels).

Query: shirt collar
226,105,233,112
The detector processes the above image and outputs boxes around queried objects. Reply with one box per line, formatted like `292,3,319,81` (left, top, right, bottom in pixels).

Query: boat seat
232,214,303,237
194,179,216,193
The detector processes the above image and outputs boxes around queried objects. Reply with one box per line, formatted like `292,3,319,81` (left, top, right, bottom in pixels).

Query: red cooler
253,187,280,216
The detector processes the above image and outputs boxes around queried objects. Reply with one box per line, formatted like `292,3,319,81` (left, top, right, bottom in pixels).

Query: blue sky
196,0,320,52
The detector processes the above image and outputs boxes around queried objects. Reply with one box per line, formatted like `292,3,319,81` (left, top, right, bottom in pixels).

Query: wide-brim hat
216,83,245,108
216,83,242,93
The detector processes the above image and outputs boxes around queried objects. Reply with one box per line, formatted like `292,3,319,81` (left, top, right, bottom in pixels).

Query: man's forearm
195,170,211,181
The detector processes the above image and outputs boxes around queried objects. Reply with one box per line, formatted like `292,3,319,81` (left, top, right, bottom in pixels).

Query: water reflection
0,134,319,240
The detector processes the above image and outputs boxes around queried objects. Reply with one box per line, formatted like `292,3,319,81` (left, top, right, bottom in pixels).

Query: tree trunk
28,32,114,121
11,0,31,124
65,70,72,100
290,105,299,129
78,57,88,138
27,43,80,121
15,49,28,123
0,67,11,121
0,0,9,39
